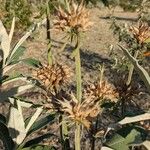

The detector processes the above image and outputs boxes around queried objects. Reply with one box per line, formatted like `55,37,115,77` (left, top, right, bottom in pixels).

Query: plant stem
75,123,81,150
74,33,82,150
46,0,52,65
59,115,70,150
75,35,82,102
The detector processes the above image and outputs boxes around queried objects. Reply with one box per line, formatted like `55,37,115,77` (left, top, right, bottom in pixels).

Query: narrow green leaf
8,98,26,145
0,121,14,150
27,114,56,136
8,19,46,63
8,46,26,64
9,17,15,43
119,45,150,93
25,107,43,133
23,133,54,148
0,114,6,124
0,20,10,65
21,58,42,68
106,126,147,150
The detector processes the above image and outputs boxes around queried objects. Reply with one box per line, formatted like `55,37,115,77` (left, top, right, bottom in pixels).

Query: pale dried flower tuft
53,0,93,32
129,21,150,44
85,80,118,102
32,63,72,92
58,93,100,128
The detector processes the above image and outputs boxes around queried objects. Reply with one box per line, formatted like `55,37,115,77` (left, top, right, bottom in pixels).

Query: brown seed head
32,63,72,92
58,93,100,128
129,21,150,44
85,80,118,102
53,0,93,32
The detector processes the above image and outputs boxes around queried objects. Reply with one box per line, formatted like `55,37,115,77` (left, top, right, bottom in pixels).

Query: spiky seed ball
129,21,150,44
58,93,100,129
53,0,93,32
32,63,72,92
85,81,118,102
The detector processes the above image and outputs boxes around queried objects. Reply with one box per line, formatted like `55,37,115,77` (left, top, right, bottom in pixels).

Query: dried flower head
53,0,93,32
32,63,72,92
129,21,150,44
58,93,100,128
85,80,118,102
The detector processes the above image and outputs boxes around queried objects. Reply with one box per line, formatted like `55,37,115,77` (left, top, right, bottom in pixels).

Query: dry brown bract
129,21,150,44
53,0,93,32
32,63,72,92
85,80,118,102
58,93,100,128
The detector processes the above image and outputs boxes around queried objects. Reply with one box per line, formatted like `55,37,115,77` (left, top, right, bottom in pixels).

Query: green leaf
8,18,46,64
23,133,54,148
0,114,6,124
27,114,56,136
21,58,42,68
21,145,56,150
0,20,10,65
8,46,26,64
0,121,14,150
119,45,150,93
105,126,147,150
8,98,26,145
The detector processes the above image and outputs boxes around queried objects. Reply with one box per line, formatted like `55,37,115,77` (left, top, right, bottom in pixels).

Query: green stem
75,123,81,150
75,37,82,102
59,115,70,150
46,0,52,65
74,34,82,150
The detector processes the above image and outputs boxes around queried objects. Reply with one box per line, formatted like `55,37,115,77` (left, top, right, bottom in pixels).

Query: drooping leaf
0,114,6,124
118,113,150,125
105,126,147,150
7,18,46,63
0,20,10,65
7,46,26,65
21,58,42,68
23,133,55,148
0,121,14,150
119,45,150,93
8,98,26,145
27,114,56,136
2,74,24,85
9,17,15,43
25,107,43,133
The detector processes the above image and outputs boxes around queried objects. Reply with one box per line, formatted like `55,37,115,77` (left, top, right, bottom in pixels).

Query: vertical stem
59,115,70,150
75,35,82,102
75,123,81,150
46,0,52,65
74,34,82,150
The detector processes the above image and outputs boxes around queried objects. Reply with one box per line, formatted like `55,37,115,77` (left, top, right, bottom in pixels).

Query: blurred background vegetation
0,0,150,30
